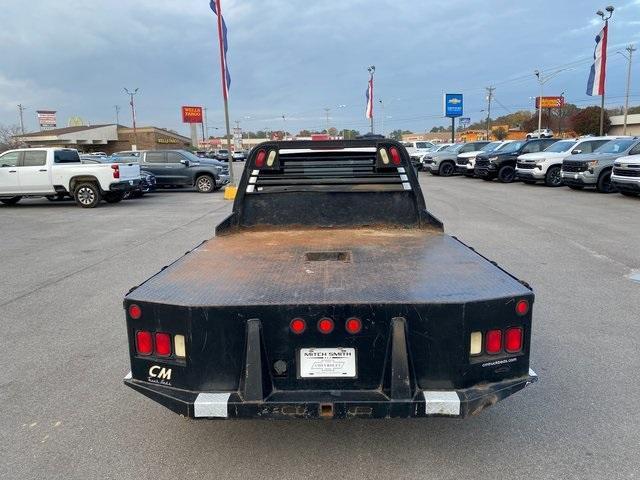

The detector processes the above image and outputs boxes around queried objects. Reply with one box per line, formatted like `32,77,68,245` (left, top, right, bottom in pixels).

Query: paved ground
1,169,638,480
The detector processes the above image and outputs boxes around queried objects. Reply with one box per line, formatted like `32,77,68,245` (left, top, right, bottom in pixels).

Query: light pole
124,88,139,150
114,105,120,125
596,5,614,136
324,107,331,134
618,44,636,135
485,87,494,140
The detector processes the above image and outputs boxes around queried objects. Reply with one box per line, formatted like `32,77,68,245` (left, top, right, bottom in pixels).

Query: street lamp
595,5,614,135
124,87,139,150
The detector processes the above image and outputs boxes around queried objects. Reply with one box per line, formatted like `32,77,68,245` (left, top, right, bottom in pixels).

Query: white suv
526,129,554,139
515,137,611,187
403,141,435,169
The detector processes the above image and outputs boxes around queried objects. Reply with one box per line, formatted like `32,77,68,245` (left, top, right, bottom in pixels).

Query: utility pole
367,65,375,134
324,108,330,135
379,100,385,137
485,87,495,140
203,107,209,141
124,88,139,150
621,44,636,135
535,70,544,134
596,6,614,136
114,105,121,125
17,104,26,134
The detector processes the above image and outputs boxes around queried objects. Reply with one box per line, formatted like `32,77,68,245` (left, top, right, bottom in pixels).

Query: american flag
209,0,231,99
365,78,374,119
586,24,607,96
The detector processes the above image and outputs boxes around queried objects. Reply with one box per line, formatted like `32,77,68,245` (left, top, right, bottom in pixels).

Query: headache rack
216,140,442,233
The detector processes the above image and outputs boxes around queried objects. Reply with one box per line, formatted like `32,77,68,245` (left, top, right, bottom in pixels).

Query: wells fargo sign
181,106,203,123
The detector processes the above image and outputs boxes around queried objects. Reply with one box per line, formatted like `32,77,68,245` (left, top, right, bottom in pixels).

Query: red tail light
505,327,523,353
389,147,401,165
155,333,171,356
290,318,306,335
515,299,529,316
485,329,502,354
317,318,334,334
136,330,153,355
128,304,142,319
111,164,120,179
255,149,266,167
345,317,362,334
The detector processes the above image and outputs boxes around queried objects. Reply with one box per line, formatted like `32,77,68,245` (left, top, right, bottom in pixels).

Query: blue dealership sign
444,93,463,118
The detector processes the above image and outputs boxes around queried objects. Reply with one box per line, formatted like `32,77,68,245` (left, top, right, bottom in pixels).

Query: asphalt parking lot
1,169,639,480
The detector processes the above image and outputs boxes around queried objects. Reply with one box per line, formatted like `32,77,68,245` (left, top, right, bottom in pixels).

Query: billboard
37,110,57,130
444,93,463,118
181,106,203,123
535,96,565,109
459,117,471,128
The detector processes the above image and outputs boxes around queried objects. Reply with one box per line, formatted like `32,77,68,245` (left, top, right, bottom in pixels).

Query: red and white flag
586,24,607,96
365,78,374,119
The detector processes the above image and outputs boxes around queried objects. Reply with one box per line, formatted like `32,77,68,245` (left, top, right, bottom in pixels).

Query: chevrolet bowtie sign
444,93,464,118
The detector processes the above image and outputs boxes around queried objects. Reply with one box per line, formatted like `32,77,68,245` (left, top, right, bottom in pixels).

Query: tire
438,161,455,177
526,135,532,140
568,185,584,190
620,191,639,197
73,182,102,208
498,165,516,183
596,170,616,193
0,196,22,206
545,165,563,187
104,192,124,203
195,174,215,193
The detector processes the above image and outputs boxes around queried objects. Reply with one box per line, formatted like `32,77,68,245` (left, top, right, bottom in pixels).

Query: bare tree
0,124,25,153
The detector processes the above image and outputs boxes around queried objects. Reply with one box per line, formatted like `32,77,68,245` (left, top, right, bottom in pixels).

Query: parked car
215,149,230,161
418,144,452,170
475,138,558,183
403,141,436,169
0,148,140,207
138,150,229,192
456,141,507,176
83,155,157,198
611,154,640,197
516,137,611,187
232,150,246,161
526,129,554,139
424,141,490,176
561,137,640,193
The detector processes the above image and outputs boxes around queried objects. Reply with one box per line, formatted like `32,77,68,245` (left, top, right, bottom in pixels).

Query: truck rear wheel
195,175,215,193
104,192,124,203
74,182,102,208
438,161,455,177
0,196,22,206
545,165,562,187
498,165,515,183
596,170,616,193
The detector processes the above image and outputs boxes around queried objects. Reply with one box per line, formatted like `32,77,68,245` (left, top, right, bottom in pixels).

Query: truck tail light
290,318,306,335
155,333,171,356
505,327,523,353
389,147,401,165
136,330,153,355
516,299,529,316
255,149,267,167
174,335,186,358
128,304,142,319
485,329,502,354
317,318,334,334
469,331,482,355
345,317,362,334
111,164,120,179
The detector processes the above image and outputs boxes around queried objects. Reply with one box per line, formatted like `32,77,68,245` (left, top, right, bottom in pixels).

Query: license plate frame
299,347,357,378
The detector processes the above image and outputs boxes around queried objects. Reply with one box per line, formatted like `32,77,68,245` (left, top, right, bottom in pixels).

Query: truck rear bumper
124,369,537,420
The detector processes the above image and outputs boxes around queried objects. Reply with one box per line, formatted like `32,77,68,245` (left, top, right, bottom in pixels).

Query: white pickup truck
0,148,140,207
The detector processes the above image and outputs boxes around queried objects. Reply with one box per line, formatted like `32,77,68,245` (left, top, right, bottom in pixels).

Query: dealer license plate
299,348,356,378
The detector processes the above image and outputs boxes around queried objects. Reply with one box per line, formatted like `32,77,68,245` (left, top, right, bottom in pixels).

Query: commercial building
608,114,640,136
14,124,191,154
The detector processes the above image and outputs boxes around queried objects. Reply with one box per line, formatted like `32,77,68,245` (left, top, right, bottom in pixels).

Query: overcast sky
1,0,639,136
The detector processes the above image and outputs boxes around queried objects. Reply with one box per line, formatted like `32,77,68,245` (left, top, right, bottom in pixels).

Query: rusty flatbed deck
127,228,529,306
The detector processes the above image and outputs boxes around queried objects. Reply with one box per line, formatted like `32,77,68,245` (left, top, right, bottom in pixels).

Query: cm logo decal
148,365,172,380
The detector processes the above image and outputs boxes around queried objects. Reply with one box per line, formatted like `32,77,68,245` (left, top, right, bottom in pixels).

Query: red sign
181,106,203,123
535,96,565,109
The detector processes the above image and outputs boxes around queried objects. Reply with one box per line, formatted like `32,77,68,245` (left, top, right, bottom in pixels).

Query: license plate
129,180,134,185
299,348,356,378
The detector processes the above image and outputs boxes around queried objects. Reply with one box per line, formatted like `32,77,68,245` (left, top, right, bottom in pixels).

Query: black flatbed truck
123,139,537,419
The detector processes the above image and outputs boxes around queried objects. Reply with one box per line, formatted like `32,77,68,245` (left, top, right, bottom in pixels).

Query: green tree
569,106,611,135
328,127,338,136
627,105,640,115
493,127,508,140
389,129,404,140
298,129,311,137
342,129,360,139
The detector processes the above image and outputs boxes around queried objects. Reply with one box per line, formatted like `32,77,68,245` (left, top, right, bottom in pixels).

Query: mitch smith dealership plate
299,348,356,378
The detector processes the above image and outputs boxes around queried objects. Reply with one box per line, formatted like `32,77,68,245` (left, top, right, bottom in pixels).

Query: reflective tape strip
249,177,257,184
124,371,132,380
400,174,408,181
423,391,461,416
252,170,259,175
194,393,231,418
397,167,406,173
246,185,255,193
402,182,412,190
529,368,537,378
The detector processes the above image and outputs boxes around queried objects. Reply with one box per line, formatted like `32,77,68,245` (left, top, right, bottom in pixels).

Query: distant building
608,114,640,136
14,124,191,154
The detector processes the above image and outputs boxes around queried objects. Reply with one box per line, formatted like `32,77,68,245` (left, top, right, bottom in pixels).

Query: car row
421,135,640,197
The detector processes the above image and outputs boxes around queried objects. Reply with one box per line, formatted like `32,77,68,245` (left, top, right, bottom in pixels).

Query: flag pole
214,0,234,186
599,20,608,136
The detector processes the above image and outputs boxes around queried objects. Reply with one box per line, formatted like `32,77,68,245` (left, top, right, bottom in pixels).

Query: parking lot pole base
224,185,237,200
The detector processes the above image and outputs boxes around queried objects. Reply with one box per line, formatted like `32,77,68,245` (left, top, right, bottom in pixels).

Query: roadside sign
37,110,57,130
444,93,463,118
459,117,471,128
535,96,565,109
181,106,204,123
